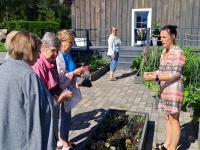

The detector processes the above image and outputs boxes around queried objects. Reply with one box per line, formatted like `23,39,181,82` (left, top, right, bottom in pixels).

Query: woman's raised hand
73,67,84,76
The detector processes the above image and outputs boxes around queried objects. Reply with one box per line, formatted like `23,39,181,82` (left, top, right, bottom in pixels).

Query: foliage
0,42,7,52
130,52,143,70
137,28,146,41
73,51,109,72
130,46,162,75
151,22,160,37
0,0,71,29
182,47,200,116
85,111,146,150
6,21,59,37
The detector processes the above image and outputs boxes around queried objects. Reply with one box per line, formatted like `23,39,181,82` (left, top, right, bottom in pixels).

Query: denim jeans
59,102,71,139
110,52,119,72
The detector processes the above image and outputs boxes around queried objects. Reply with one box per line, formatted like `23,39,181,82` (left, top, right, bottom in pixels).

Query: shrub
6,20,60,37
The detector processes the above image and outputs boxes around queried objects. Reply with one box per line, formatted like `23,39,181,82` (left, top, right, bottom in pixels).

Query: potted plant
151,22,160,46
137,28,146,46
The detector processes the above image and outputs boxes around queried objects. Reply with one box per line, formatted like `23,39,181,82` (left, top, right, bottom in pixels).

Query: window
131,8,152,46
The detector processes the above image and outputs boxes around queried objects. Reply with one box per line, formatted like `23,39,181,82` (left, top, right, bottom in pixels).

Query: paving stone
60,70,200,150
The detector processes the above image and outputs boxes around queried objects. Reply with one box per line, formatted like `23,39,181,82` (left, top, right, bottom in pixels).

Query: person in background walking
144,25,186,150
107,26,121,81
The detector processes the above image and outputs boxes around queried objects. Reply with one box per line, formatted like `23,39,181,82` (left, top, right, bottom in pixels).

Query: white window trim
131,8,152,46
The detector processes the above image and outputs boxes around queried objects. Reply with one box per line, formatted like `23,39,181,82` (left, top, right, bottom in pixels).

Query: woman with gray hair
32,32,83,150
32,32,73,104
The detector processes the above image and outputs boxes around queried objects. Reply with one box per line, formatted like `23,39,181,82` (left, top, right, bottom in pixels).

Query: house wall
71,0,200,46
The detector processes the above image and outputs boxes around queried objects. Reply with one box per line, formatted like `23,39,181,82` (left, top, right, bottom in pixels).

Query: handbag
63,86,82,112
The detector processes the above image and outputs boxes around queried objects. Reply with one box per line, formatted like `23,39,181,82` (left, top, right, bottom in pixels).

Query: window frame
131,8,152,46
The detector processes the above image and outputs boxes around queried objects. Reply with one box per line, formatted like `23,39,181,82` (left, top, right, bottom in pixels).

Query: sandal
110,77,117,81
159,144,167,150
152,143,164,149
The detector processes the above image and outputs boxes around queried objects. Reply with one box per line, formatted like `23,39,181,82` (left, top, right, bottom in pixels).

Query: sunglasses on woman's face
113,30,117,31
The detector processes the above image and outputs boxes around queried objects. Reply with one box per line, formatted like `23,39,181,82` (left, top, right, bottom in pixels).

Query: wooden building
71,0,200,47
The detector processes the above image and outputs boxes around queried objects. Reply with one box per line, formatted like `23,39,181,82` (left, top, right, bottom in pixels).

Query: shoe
62,147,73,150
57,141,63,149
68,142,76,148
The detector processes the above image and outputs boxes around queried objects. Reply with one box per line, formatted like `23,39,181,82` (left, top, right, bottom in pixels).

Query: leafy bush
0,42,6,52
6,20,60,37
130,46,162,75
73,51,109,72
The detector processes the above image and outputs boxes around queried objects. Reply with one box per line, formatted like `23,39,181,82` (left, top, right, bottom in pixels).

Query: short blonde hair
8,31,41,61
56,29,75,42
4,30,19,50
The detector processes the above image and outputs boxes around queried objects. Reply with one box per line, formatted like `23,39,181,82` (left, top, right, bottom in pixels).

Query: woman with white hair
32,32,83,150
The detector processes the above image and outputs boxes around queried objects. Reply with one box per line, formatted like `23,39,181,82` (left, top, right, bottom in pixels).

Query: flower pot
137,40,145,46
152,37,158,46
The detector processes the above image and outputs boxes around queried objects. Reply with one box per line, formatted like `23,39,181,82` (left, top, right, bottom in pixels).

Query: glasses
46,45,60,54
113,30,117,31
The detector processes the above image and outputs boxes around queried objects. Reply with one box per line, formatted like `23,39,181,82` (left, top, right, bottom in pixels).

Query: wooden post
86,29,90,51
179,28,184,48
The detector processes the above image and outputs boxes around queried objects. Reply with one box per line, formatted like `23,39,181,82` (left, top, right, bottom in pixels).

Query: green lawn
0,42,7,52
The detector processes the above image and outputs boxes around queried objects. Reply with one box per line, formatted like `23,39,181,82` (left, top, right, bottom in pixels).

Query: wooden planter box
77,64,109,83
193,115,200,145
81,109,149,150
89,64,109,81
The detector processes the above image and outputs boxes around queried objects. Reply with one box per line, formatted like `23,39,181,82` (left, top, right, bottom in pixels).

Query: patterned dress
158,46,186,114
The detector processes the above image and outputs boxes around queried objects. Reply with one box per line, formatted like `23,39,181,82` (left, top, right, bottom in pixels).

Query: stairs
71,46,144,70
117,46,143,70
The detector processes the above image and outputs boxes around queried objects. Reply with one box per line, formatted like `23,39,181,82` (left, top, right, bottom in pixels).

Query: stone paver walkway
69,70,199,150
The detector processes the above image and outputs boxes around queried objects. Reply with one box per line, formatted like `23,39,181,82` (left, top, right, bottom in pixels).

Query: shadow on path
70,108,107,149
116,70,137,80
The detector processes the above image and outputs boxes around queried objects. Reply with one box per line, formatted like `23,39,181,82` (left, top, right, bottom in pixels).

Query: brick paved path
68,70,199,150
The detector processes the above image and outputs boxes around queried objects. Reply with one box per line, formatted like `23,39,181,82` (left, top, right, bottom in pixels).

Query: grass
0,42,7,52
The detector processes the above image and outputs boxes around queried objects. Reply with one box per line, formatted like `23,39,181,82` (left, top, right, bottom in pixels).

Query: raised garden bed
89,64,109,81
193,115,200,145
78,64,109,82
82,109,149,150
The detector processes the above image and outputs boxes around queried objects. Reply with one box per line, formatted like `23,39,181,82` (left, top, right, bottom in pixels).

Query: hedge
6,20,60,37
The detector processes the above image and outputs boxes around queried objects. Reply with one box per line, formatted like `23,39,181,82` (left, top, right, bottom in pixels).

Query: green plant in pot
137,28,146,45
152,22,160,46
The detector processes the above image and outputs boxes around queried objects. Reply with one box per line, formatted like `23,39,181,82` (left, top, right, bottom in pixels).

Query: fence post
86,29,90,50
179,28,184,48
146,28,150,48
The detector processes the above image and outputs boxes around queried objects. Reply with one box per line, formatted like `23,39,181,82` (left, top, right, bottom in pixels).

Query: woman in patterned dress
144,25,186,150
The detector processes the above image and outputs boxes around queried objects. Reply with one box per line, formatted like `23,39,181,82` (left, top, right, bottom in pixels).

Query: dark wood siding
71,0,200,46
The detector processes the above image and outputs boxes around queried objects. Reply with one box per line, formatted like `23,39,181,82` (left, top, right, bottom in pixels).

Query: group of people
0,30,83,150
0,24,186,150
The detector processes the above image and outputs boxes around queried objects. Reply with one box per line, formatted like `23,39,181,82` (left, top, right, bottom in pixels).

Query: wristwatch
155,75,159,81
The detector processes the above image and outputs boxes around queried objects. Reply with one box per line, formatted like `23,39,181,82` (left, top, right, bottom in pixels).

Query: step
116,62,132,70
119,50,141,56
118,55,138,62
